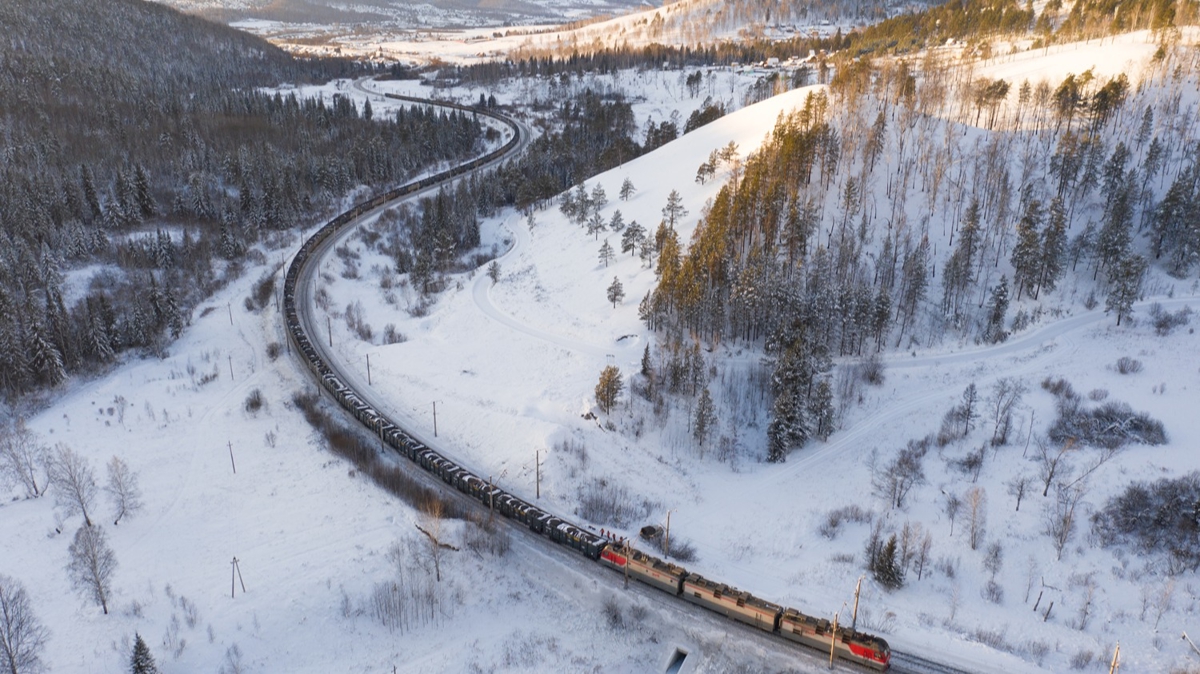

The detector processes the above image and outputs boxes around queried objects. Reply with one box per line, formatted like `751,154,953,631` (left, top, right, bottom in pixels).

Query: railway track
284,86,982,674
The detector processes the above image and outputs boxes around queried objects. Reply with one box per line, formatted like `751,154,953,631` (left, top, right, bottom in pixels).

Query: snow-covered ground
5,30,1200,674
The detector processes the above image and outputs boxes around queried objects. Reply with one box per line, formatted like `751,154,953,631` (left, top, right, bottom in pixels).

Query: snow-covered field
5,30,1200,674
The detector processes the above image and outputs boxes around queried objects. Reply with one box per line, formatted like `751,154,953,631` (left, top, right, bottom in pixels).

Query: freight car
599,544,890,670
283,85,890,671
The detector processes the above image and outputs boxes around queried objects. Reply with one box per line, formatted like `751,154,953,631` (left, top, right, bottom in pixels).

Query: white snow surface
5,32,1200,674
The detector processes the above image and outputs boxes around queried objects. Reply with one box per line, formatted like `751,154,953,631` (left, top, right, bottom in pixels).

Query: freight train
282,88,891,671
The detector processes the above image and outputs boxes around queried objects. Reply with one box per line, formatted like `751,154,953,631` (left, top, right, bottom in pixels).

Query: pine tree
1097,178,1134,278
942,200,981,315
587,212,606,240
608,210,625,233
621,221,645,256
766,389,804,463
594,365,623,414
694,387,716,446
872,534,904,589
80,164,102,220
590,183,608,212
1037,198,1068,297
619,177,636,201
26,322,67,387
598,239,615,268
130,633,159,674
133,164,156,218
1010,200,1042,301
809,379,835,441
662,189,688,229
641,344,652,377
960,383,980,435
606,276,625,307
1105,254,1146,325
982,276,1010,344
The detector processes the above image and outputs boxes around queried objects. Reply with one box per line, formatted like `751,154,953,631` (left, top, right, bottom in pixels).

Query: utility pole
1108,643,1120,674
231,557,246,598
432,401,439,437
623,538,631,589
227,302,233,326
1184,632,1200,659
535,449,542,499
227,441,236,474
852,575,863,631
829,612,839,669
366,353,372,386
488,475,495,524
327,316,333,347
228,355,234,381
664,510,674,557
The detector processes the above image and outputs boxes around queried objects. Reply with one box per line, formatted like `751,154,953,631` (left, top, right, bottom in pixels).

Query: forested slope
0,0,484,402
640,34,1200,463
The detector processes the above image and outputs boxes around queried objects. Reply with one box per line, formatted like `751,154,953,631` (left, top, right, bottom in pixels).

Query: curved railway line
283,87,971,673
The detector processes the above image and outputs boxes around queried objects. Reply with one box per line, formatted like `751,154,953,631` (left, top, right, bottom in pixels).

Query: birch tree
0,575,49,674
48,445,97,527
67,525,117,614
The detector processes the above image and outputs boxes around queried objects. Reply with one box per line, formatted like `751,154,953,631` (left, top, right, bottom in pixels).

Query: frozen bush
1093,471,1200,571
818,505,873,539
1116,356,1143,374
1049,400,1166,448
1150,303,1191,336
244,389,264,414
1070,649,1094,669
577,479,656,528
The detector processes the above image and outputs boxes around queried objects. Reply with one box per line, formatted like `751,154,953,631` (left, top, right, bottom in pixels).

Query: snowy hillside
4,26,1200,674
312,31,1200,674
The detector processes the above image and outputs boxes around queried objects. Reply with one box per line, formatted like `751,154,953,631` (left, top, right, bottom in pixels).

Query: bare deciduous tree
1044,483,1086,561
989,378,1027,446
48,445,97,527
67,525,117,614
915,532,933,581
1034,436,1074,497
0,419,49,499
873,440,928,509
415,499,457,583
1006,474,1031,511
944,491,962,536
983,542,1004,580
104,456,143,525
965,486,987,550
0,574,49,674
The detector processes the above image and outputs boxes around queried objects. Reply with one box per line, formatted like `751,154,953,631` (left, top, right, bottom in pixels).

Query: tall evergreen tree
872,534,904,589
594,365,623,414
809,378,835,441
1010,200,1042,301
694,387,716,446
619,177,636,201
1105,254,1146,325
620,221,645,256
982,276,1010,344
662,189,688,229
1097,176,1134,278
606,276,625,307
942,200,981,315
1037,197,1068,297
130,633,159,674
598,239,615,267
